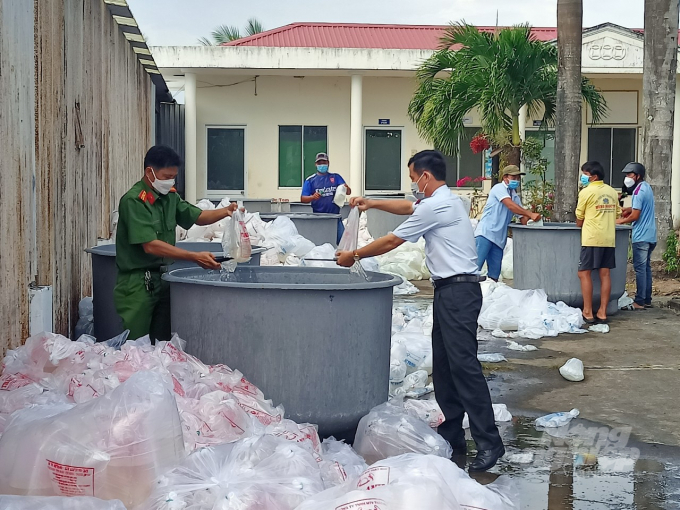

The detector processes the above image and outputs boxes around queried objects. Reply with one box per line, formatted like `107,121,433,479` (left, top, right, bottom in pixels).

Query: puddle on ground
474,416,680,509
393,297,680,509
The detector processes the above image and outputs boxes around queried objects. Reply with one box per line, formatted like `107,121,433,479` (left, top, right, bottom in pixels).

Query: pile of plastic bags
0,330,519,509
296,454,518,510
478,281,585,339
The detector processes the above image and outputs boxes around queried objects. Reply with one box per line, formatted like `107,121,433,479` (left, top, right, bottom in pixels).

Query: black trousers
432,281,502,451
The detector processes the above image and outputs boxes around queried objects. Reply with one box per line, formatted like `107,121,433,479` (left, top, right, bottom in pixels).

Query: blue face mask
317,165,329,174
507,180,520,190
580,174,591,186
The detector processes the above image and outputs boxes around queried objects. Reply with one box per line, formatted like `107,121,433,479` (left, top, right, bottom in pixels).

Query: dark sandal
595,316,609,324
582,315,595,324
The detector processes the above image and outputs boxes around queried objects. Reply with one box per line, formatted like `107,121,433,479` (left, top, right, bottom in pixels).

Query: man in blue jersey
301,152,351,243
617,162,657,309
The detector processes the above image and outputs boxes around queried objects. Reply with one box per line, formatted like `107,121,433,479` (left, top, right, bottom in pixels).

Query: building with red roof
152,22,680,225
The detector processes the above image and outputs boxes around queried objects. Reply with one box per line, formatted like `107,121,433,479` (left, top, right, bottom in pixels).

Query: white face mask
150,169,175,195
411,173,427,200
624,176,637,189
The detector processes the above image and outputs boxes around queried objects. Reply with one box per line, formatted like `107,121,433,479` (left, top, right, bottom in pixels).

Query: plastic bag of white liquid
0,496,127,510
403,399,444,428
353,402,452,464
535,408,580,428
295,453,519,510
333,184,347,207
222,208,252,263
0,371,185,509
300,244,337,268
143,435,325,510
338,207,360,252
559,358,585,382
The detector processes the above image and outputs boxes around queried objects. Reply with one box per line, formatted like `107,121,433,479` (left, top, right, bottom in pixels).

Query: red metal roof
223,23,559,50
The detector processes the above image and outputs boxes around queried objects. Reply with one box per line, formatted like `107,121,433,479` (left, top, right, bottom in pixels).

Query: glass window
365,129,402,191
525,130,555,183
439,127,484,187
207,127,245,191
278,126,302,188
278,126,328,188
587,127,637,186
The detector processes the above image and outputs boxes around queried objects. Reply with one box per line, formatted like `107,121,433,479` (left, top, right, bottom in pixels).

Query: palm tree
198,17,264,46
641,0,679,256
408,23,606,168
554,0,584,222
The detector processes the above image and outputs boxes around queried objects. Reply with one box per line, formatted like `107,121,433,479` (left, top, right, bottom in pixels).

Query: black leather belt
432,274,486,289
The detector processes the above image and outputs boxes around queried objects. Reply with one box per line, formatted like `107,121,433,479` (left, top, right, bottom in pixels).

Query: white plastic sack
0,372,185,508
478,353,507,363
300,244,337,268
403,399,444,428
463,403,512,429
319,437,369,488
559,358,585,382
353,402,452,464
295,453,519,510
535,408,580,428
0,496,127,510
333,184,347,207
338,208,360,252
501,238,513,280
222,209,252,263
143,435,325,510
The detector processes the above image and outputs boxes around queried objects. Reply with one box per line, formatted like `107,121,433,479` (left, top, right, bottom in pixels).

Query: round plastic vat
163,266,401,438
85,242,264,341
511,223,632,316
259,212,342,247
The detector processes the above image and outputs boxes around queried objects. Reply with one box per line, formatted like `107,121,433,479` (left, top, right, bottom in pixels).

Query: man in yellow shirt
575,161,621,324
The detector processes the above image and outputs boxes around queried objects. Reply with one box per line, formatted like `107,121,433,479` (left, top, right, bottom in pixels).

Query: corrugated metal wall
0,0,36,352
157,102,186,197
0,0,153,355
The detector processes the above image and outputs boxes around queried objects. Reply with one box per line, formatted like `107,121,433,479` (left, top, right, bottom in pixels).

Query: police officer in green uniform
114,145,237,341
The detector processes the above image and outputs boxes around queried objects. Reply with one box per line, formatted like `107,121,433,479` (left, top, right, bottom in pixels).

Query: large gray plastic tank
289,203,351,219
86,242,264,341
260,212,342,247
164,266,401,438
511,223,632,316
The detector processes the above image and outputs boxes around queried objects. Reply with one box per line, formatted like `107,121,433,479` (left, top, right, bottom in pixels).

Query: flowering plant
470,134,490,154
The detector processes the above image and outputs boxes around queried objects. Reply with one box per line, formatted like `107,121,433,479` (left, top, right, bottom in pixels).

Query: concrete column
350,74,363,196
184,72,197,204
672,77,680,228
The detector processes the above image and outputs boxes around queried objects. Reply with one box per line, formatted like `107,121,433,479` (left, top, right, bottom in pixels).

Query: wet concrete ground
396,285,680,509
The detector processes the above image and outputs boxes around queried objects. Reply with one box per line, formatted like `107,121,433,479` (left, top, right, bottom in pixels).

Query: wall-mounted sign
379,119,390,125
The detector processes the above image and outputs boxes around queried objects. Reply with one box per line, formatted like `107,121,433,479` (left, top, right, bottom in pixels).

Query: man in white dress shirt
336,150,504,472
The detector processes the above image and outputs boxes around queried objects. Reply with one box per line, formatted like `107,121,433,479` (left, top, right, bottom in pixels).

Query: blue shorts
475,236,504,280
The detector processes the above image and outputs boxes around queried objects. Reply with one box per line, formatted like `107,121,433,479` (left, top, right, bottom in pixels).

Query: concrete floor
402,280,680,508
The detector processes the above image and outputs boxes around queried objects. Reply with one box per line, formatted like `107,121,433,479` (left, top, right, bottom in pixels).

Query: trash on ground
505,452,535,464
506,340,538,351
535,408,580,428
559,358,585,382
492,329,519,338
589,324,610,334
618,291,635,310
74,297,94,338
295,453,519,510
463,403,512,428
478,353,508,363
353,402,453,464
479,281,585,339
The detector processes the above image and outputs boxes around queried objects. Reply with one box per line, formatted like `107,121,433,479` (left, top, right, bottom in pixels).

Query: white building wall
196,74,351,200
